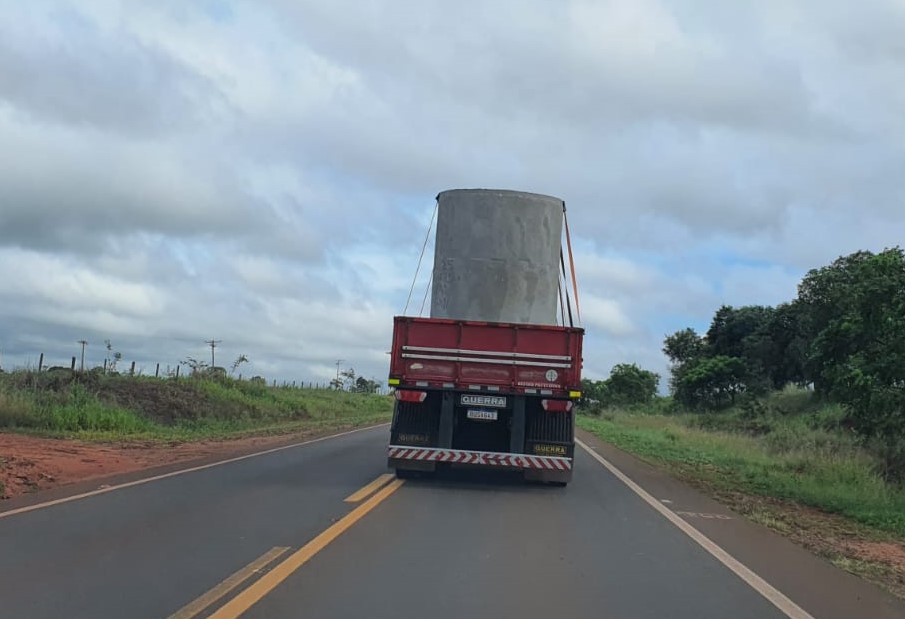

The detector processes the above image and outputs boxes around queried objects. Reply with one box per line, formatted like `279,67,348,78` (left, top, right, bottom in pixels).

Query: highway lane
2,425,904,619
245,447,788,619
0,427,390,619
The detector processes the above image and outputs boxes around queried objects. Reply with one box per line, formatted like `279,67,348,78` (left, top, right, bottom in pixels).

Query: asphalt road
1,425,903,619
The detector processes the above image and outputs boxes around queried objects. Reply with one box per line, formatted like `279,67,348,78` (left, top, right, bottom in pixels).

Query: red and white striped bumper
388,446,572,471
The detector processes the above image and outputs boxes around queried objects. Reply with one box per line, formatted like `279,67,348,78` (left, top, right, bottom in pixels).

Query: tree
763,302,808,389
579,365,659,410
663,328,705,365
104,339,122,374
579,378,608,409
605,363,660,406
230,354,249,376
181,357,209,376
800,249,905,435
663,328,706,397
674,355,746,410
340,367,357,391
705,305,775,393
354,376,380,393
797,250,876,394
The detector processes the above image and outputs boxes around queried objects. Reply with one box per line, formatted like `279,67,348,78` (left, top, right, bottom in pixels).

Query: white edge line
0,424,391,520
576,438,816,619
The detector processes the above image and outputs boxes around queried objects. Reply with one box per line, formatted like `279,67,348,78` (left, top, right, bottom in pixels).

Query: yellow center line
166,546,291,619
344,473,397,503
209,478,405,619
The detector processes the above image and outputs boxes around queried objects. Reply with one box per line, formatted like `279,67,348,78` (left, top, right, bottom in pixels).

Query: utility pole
335,359,344,382
206,339,222,368
77,340,88,371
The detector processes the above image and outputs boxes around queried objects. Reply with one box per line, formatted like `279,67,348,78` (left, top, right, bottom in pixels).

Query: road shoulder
577,428,905,619
0,424,388,513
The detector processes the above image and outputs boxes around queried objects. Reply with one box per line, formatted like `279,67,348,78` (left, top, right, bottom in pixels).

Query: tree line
663,247,905,446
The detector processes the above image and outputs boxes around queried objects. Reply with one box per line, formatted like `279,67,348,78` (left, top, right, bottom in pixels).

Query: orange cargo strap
557,272,567,327
563,203,581,324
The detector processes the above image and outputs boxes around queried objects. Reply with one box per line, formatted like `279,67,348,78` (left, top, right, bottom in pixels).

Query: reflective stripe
388,446,572,471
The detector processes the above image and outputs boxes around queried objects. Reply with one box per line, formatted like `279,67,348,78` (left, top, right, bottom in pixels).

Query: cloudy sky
1,0,903,386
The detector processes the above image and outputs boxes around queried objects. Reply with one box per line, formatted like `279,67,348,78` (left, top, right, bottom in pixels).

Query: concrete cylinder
430,189,563,325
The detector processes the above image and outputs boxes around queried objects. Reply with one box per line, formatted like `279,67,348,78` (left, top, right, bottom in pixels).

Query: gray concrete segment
430,189,563,325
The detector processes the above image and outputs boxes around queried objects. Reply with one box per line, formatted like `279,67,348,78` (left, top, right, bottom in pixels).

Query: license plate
467,409,498,421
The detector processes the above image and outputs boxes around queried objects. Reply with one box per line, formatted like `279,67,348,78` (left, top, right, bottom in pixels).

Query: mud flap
524,467,572,485
388,458,436,474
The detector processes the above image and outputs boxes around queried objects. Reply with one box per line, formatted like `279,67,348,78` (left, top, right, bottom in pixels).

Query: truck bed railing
403,346,572,361
402,346,573,368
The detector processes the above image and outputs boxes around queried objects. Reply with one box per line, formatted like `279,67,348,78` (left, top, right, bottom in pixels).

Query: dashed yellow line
209,478,405,619
344,473,396,503
166,546,290,619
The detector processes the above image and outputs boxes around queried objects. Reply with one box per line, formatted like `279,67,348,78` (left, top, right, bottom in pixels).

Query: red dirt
712,490,905,598
846,541,905,569
0,432,322,500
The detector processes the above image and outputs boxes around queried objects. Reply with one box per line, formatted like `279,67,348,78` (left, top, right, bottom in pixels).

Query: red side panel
389,316,584,394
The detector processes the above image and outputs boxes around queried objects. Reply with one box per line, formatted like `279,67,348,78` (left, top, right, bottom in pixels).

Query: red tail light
541,399,573,413
395,390,428,403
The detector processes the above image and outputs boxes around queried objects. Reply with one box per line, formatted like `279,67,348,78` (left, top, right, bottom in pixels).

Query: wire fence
0,352,391,395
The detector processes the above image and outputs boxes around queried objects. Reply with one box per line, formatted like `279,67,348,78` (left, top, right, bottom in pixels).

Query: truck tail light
541,399,573,413
395,390,428,403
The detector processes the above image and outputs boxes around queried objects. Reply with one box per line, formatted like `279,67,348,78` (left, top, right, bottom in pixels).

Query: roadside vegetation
578,248,905,595
579,390,905,538
0,369,394,441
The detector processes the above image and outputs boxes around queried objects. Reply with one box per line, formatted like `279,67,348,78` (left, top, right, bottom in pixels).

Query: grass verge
0,370,393,442
578,412,905,537
577,400,905,597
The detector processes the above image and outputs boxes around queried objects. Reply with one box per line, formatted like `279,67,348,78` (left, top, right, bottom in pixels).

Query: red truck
387,316,584,485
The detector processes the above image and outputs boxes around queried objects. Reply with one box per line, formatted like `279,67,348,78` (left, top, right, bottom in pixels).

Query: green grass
578,395,905,538
0,370,393,441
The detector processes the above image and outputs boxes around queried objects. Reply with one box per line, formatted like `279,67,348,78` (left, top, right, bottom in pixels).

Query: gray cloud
1,0,904,384
0,4,228,136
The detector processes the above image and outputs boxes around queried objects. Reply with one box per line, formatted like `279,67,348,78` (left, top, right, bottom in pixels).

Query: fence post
70,356,76,370
130,361,136,376
155,363,160,378
176,365,180,379
38,353,44,372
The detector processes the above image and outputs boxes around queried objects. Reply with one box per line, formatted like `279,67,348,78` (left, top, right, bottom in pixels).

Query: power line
77,340,88,372
205,339,222,367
